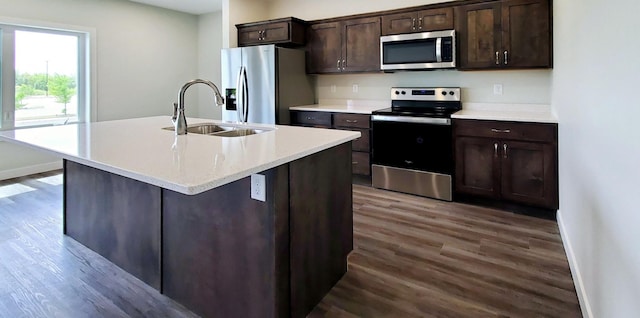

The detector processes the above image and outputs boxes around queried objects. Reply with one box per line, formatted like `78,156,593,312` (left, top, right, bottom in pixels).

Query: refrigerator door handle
236,66,244,122
241,67,249,122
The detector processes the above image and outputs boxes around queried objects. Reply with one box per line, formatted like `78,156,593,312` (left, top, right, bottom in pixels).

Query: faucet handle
172,102,178,123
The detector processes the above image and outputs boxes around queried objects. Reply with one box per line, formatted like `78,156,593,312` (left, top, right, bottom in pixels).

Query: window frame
0,18,95,131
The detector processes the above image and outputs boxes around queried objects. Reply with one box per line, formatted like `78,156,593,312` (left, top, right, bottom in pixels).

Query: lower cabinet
291,110,372,176
454,119,558,209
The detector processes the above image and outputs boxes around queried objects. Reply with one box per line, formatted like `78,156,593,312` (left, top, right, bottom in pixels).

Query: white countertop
0,116,360,195
452,103,557,123
291,99,388,114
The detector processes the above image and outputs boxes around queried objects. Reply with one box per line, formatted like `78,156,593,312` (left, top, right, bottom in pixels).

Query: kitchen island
0,116,360,318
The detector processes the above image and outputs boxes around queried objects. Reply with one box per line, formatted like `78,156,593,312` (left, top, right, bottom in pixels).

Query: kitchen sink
163,123,270,137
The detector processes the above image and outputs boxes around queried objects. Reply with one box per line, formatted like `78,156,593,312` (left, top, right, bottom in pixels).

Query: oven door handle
371,115,451,125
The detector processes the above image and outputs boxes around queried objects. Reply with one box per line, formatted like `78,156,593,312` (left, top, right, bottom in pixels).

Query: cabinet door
455,137,501,198
456,2,502,69
238,25,264,46
500,141,557,208
342,17,381,72
381,12,417,35
261,22,290,43
306,22,342,74
502,0,551,68
417,8,454,32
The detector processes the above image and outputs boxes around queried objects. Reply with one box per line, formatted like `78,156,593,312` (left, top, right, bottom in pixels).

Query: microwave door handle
435,37,443,63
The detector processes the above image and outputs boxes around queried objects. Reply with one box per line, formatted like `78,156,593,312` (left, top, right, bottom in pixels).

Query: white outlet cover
352,84,359,93
493,84,503,95
251,174,266,202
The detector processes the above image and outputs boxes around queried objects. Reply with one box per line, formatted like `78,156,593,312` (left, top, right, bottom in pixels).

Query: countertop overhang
0,116,360,195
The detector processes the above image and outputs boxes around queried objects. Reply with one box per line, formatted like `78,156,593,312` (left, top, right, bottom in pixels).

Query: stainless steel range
371,87,461,201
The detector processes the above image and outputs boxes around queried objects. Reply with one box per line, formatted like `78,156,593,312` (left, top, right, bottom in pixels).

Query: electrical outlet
352,84,359,93
493,84,503,95
331,85,337,93
251,174,266,202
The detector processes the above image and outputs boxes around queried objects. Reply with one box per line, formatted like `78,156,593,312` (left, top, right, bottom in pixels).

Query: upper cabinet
456,0,552,69
381,7,454,35
306,17,381,74
237,17,306,47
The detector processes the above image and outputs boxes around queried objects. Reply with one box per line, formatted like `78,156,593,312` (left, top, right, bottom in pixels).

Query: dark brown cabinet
306,17,381,74
381,7,454,35
454,119,558,209
456,0,551,69
291,110,373,176
237,17,306,47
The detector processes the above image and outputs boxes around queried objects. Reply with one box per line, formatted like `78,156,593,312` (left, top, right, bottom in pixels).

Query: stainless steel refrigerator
221,45,314,124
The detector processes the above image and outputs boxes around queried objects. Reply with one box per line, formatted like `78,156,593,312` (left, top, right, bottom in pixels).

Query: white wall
267,0,552,105
197,11,223,119
0,0,199,180
552,0,640,317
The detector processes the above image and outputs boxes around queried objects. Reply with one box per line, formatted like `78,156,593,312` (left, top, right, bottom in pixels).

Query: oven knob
449,91,455,95
401,91,406,95
395,90,400,95
441,91,447,96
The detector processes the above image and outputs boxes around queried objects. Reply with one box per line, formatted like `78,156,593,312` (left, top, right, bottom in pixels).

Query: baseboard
557,210,593,318
0,161,63,181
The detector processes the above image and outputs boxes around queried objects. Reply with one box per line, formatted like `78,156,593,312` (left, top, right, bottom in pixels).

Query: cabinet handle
345,119,358,123
495,51,500,65
503,143,508,159
504,50,508,65
306,117,314,120
352,161,359,165
491,128,511,133
337,59,341,70
418,18,423,30
412,18,416,30
494,142,498,158
342,59,346,70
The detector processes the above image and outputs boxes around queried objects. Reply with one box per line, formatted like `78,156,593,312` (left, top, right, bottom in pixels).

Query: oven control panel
391,87,460,101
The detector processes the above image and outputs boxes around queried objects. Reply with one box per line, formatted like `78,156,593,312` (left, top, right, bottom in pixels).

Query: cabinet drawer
291,111,332,128
454,119,557,143
352,151,371,176
333,113,370,129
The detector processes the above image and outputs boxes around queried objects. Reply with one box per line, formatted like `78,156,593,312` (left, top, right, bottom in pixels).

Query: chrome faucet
172,79,225,135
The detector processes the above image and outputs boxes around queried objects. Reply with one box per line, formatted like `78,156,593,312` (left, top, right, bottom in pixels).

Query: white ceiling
129,0,223,15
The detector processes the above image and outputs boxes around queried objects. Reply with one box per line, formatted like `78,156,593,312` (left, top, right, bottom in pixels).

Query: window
1,24,89,130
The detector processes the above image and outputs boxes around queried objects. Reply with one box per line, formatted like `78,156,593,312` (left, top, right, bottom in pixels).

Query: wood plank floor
0,171,581,317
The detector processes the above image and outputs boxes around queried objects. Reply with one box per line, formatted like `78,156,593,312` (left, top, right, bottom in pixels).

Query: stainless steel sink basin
163,123,270,137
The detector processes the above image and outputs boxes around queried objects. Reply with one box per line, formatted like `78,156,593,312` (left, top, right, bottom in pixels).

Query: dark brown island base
63,143,353,318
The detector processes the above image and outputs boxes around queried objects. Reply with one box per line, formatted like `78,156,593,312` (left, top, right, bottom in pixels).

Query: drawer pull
345,119,358,123
352,161,358,164
306,117,314,120
491,128,511,133
503,143,508,159
494,142,498,157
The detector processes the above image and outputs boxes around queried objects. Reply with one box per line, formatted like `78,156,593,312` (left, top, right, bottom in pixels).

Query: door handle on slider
503,143,508,159
491,128,511,133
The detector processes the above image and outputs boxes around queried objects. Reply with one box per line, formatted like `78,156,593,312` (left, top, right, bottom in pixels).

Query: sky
15,30,78,76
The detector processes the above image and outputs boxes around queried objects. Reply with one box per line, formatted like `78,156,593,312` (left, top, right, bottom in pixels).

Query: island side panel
162,165,289,318
289,142,354,318
63,160,162,290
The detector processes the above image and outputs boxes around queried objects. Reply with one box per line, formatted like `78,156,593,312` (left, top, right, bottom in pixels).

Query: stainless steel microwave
380,30,456,71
